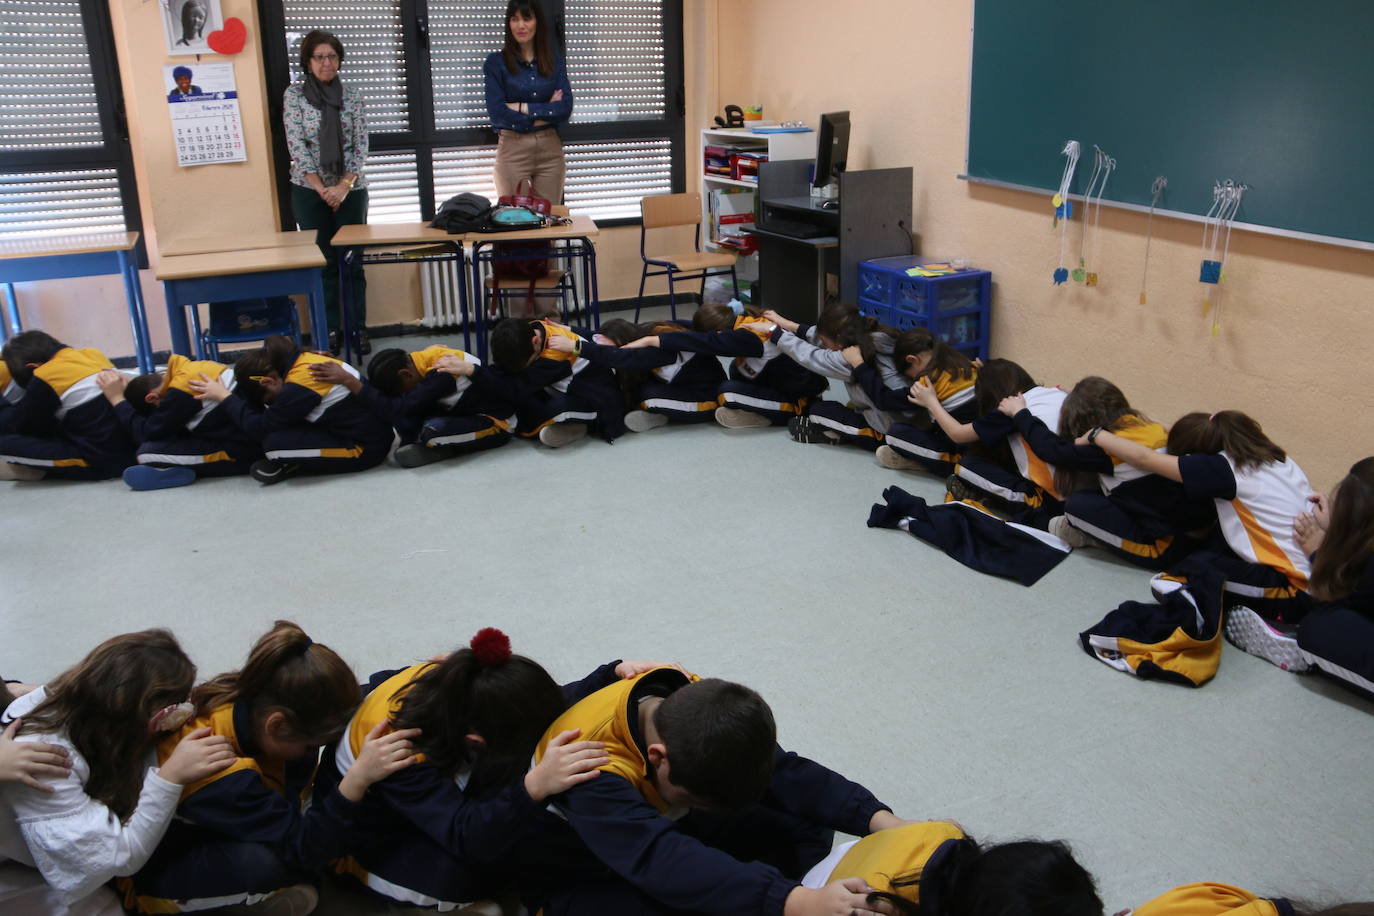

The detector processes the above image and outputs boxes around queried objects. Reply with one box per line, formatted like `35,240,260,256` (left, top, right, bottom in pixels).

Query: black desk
754,162,912,320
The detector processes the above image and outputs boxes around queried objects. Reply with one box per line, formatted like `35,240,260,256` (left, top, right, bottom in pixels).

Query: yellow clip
1211,321,1220,337
1201,299,1211,316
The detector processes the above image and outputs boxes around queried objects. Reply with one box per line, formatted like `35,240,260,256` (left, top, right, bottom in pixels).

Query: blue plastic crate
857,256,991,361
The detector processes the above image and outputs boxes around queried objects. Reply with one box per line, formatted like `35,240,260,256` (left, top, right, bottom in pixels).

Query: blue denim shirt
483,51,573,134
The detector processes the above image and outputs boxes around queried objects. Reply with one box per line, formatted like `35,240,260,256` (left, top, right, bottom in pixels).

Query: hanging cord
1073,148,1105,282
1138,176,1166,305
1053,140,1080,284
1084,150,1115,287
1209,183,1246,336
1198,181,1226,315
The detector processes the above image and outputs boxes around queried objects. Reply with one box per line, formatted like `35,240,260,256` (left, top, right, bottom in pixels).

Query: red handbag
492,179,554,316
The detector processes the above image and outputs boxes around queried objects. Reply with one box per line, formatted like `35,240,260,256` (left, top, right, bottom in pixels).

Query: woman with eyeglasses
283,29,371,355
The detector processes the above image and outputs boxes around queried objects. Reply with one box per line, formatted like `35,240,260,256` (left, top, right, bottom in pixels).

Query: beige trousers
493,129,566,203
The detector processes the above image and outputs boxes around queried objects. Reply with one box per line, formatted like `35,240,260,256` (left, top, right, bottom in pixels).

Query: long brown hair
1309,457,1374,602
193,621,358,748
232,335,300,407
502,1,555,77
1167,410,1286,471
20,630,195,820
895,327,975,383
1055,376,1148,496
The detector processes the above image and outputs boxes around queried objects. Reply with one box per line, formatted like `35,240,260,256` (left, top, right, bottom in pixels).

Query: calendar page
164,62,245,167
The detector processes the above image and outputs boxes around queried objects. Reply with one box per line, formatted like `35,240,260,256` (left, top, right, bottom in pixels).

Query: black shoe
788,415,840,444
251,459,302,485
394,443,456,468
944,473,979,504
327,330,340,355
358,328,371,356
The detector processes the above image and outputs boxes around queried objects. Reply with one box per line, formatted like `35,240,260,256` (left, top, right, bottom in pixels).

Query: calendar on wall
164,62,245,167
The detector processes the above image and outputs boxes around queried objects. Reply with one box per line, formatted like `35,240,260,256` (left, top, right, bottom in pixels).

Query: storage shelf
704,174,760,189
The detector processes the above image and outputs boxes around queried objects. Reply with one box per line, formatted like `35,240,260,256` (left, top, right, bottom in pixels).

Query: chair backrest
641,193,701,231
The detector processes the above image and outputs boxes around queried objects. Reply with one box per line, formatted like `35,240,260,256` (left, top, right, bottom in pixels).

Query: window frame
257,0,685,229
0,0,145,258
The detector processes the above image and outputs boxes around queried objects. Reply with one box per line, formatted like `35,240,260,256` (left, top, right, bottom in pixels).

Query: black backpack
431,192,493,234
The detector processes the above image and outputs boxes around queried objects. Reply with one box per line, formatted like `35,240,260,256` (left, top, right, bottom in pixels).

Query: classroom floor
2,326,1371,914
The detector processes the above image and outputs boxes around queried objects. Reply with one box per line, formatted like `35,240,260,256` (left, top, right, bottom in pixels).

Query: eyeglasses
311,53,339,63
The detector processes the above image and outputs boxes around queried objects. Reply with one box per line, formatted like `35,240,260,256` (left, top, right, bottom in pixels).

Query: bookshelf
700,127,816,250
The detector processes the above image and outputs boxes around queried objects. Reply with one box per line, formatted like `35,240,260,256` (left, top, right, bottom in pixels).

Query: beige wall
717,0,1372,488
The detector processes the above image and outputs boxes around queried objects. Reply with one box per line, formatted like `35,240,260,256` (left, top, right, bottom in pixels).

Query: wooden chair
636,192,738,321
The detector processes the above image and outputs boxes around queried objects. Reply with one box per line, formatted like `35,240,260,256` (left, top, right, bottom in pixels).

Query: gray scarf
302,73,345,178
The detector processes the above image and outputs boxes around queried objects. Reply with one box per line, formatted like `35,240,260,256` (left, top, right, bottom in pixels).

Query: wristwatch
1087,426,1103,445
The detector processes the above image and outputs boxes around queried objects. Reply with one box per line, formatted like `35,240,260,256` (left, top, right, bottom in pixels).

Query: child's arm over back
769,328,852,380
656,329,765,358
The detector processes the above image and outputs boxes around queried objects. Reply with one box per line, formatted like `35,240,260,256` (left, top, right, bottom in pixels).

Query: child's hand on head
187,372,231,402
762,309,799,334
0,719,71,792
997,392,1026,417
614,660,688,680
546,334,576,354
907,377,937,408
95,369,127,401
621,336,660,349
308,361,352,385
523,728,609,802
339,721,421,801
157,727,236,786
433,355,475,377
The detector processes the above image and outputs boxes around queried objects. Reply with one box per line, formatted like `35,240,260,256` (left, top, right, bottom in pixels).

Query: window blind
0,168,125,237
364,149,422,223
0,0,103,150
281,0,409,134
429,0,507,132
565,0,666,124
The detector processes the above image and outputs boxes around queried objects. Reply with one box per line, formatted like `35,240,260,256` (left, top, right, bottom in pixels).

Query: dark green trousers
291,184,368,334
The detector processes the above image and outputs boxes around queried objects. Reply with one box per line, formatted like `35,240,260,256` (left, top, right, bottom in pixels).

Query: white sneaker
0,462,46,481
221,884,319,916
875,445,922,471
714,407,772,429
1224,605,1310,672
1048,515,1096,549
538,423,588,448
625,410,669,433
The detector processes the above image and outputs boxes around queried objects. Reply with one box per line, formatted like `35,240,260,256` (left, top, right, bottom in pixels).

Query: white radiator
419,258,466,328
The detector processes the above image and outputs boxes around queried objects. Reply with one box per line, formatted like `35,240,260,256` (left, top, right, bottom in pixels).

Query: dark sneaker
788,415,840,444
944,473,979,504
1225,605,1310,672
250,459,302,485
394,443,456,468
123,465,197,491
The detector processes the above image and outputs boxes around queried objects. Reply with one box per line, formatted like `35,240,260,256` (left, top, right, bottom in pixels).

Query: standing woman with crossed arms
484,1,573,202
283,30,370,354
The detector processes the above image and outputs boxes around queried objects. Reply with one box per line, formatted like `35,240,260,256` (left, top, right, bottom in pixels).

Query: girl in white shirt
0,629,236,915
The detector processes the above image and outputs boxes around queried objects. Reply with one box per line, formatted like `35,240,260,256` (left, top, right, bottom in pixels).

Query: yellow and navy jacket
656,317,828,399
489,321,624,440
218,350,393,448
1130,882,1295,916
575,326,726,389
856,364,980,424
6,346,133,470
0,361,21,434
315,660,622,886
114,354,245,445
807,821,966,906
356,346,515,442
150,701,362,870
522,667,891,916
968,386,1066,499
1179,451,1313,590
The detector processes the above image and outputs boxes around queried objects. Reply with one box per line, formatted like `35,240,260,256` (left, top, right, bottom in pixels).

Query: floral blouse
282,81,369,189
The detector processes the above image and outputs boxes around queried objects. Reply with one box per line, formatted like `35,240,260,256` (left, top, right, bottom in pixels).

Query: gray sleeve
773,330,853,380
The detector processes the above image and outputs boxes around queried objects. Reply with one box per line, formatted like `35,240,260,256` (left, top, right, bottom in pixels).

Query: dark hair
1309,457,1374,602
123,373,163,417
653,678,776,809
233,335,299,407
20,630,195,821
895,327,975,384
193,620,359,749
366,348,412,397
300,30,345,73
502,1,555,77
2,329,67,386
693,303,736,332
596,318,642,346
1167,410,1286,471
180,0,207,40
973,359,1036,416
1054,376,1148,496
173,65,193,81
489,318,541,373
868,837,1103,916
390,645,565,790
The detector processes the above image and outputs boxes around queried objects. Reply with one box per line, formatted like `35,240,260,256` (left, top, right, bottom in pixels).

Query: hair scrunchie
470,627,512,666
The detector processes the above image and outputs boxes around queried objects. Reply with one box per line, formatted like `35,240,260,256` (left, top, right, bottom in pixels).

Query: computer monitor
812,111,850,188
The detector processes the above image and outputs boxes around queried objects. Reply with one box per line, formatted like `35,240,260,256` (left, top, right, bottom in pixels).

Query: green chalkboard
968,0,1374,246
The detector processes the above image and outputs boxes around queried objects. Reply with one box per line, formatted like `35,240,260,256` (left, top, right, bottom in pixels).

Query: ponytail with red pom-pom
470,627,512,667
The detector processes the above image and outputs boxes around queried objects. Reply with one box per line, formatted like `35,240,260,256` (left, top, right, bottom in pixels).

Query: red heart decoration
207,17,246,55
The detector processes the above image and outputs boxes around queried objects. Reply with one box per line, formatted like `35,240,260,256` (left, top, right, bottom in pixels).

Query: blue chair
190,296,301,360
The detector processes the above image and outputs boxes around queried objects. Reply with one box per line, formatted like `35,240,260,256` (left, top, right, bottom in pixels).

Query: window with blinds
0,0,135,239
264,0,682,225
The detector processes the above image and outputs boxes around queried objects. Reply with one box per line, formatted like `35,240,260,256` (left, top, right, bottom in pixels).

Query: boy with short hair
487,317,624,447
0,330,133,481
521,666,907,915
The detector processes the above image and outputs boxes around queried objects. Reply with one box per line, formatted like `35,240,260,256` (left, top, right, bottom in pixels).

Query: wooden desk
0,232,155,372
155,246,326,358
159,230,318,258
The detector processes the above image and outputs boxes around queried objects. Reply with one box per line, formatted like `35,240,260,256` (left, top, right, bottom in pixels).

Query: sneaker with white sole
538,423,588,447
221,884,319,915
875,444,922,471
395,442,457,468
123,465,197,491
0,462,46,481
1048,515,1096,549
1224,605,1310,672
788,415,841,444
715,407,772,429
624,410,669,433
250,459,302,485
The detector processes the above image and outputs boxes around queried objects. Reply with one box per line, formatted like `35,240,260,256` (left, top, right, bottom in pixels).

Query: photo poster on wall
162,0,224,56
165,63,245,167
